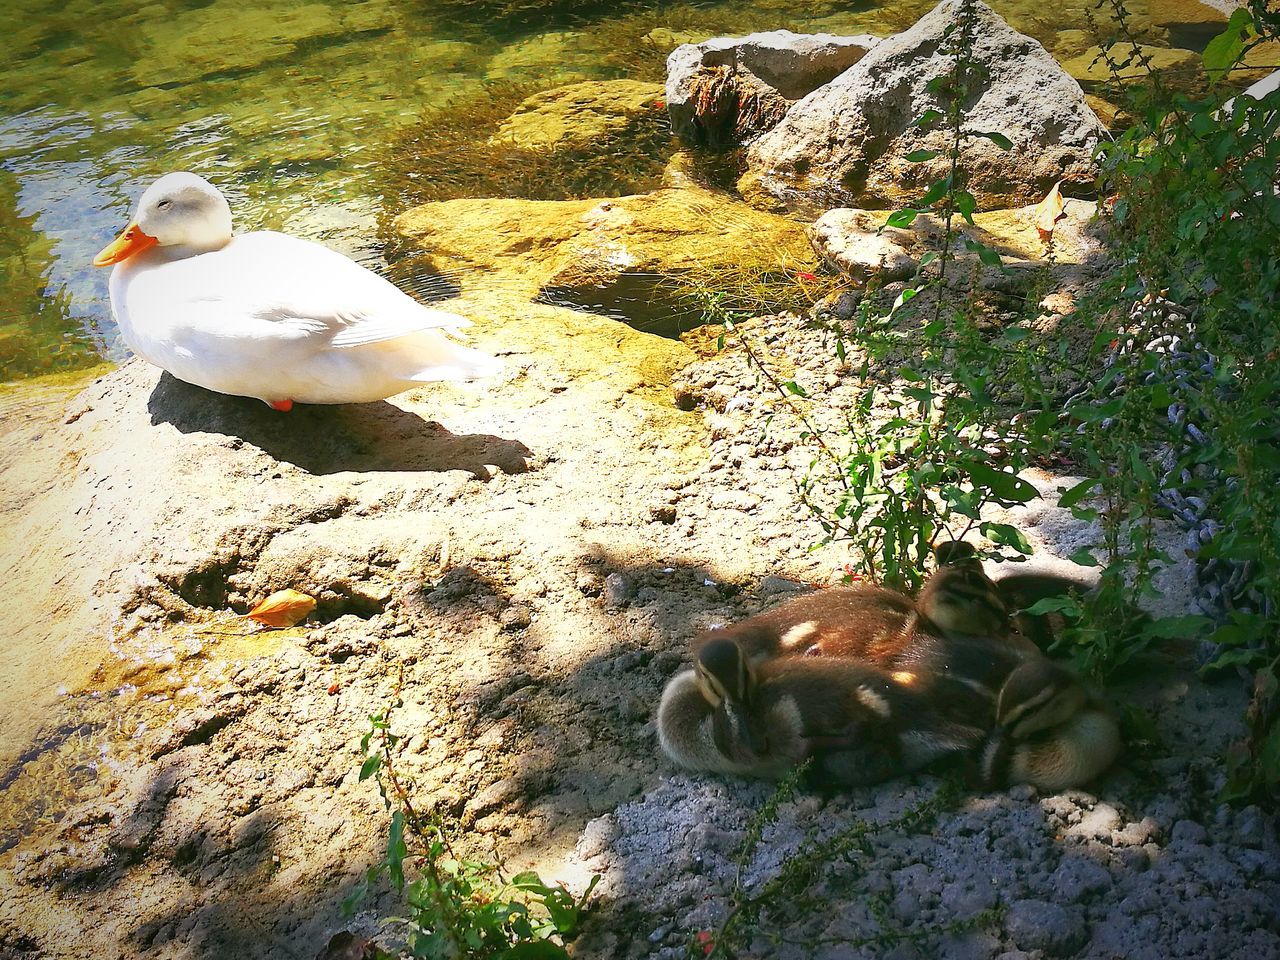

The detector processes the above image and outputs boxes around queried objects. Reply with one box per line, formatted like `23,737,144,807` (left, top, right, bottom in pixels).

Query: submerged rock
742,0,1106,211
1060,44,1200,84
395,185,814,298
492,80,664,150
665,30,878,148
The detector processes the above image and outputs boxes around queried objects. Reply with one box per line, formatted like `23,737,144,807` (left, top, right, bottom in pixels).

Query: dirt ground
0,252,1276,959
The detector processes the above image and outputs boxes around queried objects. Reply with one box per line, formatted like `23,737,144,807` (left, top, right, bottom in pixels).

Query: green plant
1050,0,1280,798
344,688,598,959
703,0,1052,591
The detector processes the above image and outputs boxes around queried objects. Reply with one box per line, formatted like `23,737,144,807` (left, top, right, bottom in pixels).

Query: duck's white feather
104,175,501,406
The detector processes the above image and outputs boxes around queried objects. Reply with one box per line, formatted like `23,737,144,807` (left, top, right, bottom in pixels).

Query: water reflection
0,0,1224,381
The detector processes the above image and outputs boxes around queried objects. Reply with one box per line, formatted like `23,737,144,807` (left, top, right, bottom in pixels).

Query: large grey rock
665,30,878,147
743,0,1106,210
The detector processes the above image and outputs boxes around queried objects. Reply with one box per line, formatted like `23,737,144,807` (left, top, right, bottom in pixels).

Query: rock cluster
665,30,878,147
741,0,1106,210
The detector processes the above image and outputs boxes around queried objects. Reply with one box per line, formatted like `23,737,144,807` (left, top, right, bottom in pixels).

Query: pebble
938,932,1001,960
1112,815,1160,847
500,604,532,631
1233,805,1270,848
1004,899,1088,957
1050,855,1112,901
1170,819,1208,847
1066,802,1122,840
603,572,636,607
757,575,808,596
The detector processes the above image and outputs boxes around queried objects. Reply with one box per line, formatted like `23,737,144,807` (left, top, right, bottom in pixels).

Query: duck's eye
157,199,172,209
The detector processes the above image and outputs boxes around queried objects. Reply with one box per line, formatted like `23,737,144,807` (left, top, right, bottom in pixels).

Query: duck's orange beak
93,221,157,266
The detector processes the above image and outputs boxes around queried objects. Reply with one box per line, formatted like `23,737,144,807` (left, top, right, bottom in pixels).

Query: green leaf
359,754,382,781
500,942,571,959
966,462,1038,502
1202,8,1253,82
973,130,1014,150
1258,721,1280,782
1141,614,1212,640
885,209,918,229
915,109,944,127
1057,477,1101,509
387,811,407,889
979,521,1033,553
919,177,951,207
954,190,978,224
964,237,1002,267
783,380,808,397
890,287,918,314
905,149,940,162
1021,596,1083,617
341,871,373,917
1069,548,1100,567
1199,647,1262,674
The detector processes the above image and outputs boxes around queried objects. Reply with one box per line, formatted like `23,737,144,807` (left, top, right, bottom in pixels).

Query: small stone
1233,806,1269,848
649,503,677,524
501,605,532,631
938,932,1001,960
1004,899,1088,957
603,573,636,607
757,575,808,596
1050,855,1112,901
466,777,521,819
1170,819,1208,847
1113,816,1160,847
940,880,999,918
1066,802,1121,840
1111,846,1150,873
576,815,617,860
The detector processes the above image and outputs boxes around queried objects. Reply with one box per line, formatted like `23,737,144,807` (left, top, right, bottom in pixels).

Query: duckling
994,657,1090,739
690,583,918,666
977,706,1122,791
657,636,988,786
915,541,1024,645
992,570,1095,651
968,655,1121,790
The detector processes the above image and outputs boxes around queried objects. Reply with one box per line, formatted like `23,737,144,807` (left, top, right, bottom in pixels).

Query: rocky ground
0,232,1276,958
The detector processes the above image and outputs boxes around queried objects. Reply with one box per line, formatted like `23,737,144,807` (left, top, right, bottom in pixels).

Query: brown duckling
657,636,988,786
976,705,1122,791
968,654,1121,790
992,569,1095,652
690,582,918,666
915,541,1014,640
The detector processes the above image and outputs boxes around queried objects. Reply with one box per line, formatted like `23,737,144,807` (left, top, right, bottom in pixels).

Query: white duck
94,172,501,410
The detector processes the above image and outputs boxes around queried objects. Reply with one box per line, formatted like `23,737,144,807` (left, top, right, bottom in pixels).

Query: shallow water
0,0,1203,380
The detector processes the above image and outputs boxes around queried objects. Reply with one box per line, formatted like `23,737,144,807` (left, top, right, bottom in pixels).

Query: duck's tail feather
384,330,503,382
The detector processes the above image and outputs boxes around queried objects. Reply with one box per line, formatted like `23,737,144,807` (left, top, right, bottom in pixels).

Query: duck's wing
155,231,473,348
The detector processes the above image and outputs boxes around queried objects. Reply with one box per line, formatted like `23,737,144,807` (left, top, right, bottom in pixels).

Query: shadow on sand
147,373,532,478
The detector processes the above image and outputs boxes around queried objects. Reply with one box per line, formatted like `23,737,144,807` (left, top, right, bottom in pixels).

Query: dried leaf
247,588,316,628
1034,180,1066,242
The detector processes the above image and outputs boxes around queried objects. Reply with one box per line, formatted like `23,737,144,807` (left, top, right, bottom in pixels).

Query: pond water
0,0,1201,381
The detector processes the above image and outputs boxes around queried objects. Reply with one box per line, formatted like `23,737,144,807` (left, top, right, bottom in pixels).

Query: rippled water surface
0,0,1197,380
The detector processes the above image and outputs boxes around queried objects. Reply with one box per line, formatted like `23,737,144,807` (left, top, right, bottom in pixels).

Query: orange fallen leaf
327,682,341,695
246,588,316,628
1033,180,1066,243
